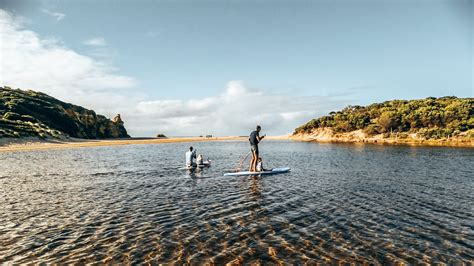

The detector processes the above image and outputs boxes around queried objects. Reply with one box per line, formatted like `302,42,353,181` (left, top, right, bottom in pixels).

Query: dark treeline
295,97,474,139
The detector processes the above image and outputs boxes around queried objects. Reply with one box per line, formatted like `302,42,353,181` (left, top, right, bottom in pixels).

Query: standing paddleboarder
249,125,265,172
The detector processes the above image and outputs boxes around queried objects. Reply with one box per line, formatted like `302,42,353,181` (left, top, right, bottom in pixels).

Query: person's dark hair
189,146,193,151
256,125,261,130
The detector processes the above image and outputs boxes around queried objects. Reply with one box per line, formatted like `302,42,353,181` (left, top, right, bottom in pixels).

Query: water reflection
248,176,263,200
185,168,204,179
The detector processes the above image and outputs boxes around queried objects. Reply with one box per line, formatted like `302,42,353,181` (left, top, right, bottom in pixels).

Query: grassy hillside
294,97,474,139
0,86,130,139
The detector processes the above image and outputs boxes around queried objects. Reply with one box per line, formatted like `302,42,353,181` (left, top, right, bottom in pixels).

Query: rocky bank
291,128,474,147
0,87,130,139
293,97,474,147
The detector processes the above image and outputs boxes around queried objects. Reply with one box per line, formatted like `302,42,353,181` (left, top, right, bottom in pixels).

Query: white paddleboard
180,160,212,170
224,167,290,176
197,160,212,168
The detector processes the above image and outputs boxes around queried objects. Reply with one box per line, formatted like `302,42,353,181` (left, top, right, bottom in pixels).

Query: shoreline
291,129,474,148
2,132,472,153
0,136,289,153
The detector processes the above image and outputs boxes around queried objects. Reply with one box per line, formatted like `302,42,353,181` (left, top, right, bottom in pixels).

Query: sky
0,0,472,136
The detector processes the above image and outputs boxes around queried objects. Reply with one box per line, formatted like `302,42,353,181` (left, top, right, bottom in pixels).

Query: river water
0,140,473,264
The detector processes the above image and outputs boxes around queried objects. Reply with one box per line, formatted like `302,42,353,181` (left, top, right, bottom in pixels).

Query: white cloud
41,8,65,21
0,9,349,137
128,81,348,136
83,37,107,46
0,9,135,106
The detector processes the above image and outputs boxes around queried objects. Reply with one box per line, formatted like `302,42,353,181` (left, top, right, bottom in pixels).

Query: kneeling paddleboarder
185,146,197,168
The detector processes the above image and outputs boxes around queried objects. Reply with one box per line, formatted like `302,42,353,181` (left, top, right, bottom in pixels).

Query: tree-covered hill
294,97,474,139
0,86,130,139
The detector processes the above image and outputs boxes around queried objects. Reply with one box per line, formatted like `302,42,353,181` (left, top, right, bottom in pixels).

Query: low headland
292,97,474,147
0,86,129,139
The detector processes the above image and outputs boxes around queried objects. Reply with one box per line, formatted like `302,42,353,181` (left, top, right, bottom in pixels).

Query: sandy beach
0,136,290,153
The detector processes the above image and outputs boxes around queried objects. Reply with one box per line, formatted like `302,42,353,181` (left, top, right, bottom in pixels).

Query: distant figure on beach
185,146,197,168
113,114,123,123
249,125,265,172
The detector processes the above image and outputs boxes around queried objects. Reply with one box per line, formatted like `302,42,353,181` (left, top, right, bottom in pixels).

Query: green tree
377,111,400,133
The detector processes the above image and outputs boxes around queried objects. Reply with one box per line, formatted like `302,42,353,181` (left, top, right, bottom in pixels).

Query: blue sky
0,0,472,136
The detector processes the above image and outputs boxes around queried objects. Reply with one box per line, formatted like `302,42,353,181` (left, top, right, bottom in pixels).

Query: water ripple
0,141,473,264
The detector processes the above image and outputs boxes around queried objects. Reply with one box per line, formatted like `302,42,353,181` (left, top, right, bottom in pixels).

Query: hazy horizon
0,0,472,137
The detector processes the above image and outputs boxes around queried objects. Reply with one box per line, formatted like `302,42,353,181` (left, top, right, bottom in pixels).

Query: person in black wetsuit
249,125,265,172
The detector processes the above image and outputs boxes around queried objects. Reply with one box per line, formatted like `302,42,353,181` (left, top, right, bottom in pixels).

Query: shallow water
0,140,473,264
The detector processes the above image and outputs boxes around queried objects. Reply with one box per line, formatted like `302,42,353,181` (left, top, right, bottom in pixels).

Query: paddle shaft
237,151,251,171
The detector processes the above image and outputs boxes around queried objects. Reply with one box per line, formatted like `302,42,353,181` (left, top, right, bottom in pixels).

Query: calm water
0,140,473,264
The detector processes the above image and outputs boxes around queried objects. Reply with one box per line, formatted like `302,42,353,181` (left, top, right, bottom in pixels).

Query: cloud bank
129,81,345,136
0,9,137,111
0,9,348,137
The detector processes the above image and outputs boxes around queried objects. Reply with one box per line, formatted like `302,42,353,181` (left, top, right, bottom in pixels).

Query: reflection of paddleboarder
249,125,265,172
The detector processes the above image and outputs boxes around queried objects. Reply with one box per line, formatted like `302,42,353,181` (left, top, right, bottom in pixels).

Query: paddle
223,151,251,172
